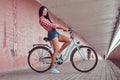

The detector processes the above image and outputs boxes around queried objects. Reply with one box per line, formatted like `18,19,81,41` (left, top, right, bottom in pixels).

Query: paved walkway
0,60,120,80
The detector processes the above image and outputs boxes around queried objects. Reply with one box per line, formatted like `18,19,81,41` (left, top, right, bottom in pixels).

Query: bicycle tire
70,45,98,72
28,46,52,73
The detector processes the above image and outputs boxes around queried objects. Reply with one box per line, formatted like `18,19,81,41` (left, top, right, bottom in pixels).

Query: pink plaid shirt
39,16,58,31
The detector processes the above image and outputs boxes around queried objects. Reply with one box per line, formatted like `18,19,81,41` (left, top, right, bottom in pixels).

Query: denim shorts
48,29,60,41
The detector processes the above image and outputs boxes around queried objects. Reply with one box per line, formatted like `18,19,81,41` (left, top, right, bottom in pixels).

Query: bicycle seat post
43,37,52,47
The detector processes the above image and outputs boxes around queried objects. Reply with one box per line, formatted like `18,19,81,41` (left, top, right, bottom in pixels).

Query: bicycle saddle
43,37,50,42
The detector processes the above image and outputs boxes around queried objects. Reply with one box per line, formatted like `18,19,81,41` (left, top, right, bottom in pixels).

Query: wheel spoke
71,46,98,72
28,47,52,73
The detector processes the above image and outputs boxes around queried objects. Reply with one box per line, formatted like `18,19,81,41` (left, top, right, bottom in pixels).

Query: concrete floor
0,60,120,80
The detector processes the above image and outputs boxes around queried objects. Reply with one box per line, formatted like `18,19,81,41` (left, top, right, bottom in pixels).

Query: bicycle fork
73,40,86,60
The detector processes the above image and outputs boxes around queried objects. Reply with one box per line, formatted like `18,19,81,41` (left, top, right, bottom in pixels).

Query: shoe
49,68,60,73
57,53,62,59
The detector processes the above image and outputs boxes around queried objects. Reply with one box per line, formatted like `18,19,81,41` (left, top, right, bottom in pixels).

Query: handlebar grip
69,27,71,29
68,27,72,31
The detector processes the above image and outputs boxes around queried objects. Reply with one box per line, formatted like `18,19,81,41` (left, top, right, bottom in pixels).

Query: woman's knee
68,38,71,43
65,38,71,45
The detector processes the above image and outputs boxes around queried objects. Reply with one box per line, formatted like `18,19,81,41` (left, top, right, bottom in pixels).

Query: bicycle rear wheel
70,45,98,72
28,46,52,73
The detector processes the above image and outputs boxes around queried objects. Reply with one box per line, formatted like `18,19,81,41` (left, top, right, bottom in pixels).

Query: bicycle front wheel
70,45,98,72
28,46,52,73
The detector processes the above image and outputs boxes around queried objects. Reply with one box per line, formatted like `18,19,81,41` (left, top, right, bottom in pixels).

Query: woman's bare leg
58,34,71,53
51,37,59,68
50,34,70,68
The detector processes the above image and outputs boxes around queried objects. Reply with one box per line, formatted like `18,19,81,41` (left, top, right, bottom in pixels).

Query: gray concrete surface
0,60,120,80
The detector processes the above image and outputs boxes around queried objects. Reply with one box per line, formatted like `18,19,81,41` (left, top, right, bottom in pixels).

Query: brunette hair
39,6,52,23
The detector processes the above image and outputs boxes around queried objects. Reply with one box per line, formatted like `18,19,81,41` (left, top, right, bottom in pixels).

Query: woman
39,6,71,73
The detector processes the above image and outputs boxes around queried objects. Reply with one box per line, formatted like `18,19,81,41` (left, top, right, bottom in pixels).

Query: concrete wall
0,0,89,71
108,44,120,68
0,0,42,70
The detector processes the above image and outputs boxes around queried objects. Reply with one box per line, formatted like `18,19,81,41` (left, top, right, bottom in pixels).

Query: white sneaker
49,68,60,73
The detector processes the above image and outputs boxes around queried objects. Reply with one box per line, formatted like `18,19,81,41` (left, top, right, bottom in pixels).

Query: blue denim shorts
48,29,60,40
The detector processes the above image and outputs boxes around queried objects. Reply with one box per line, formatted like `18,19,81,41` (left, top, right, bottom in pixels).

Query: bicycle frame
32,38,85,63
32,28,86,63
62,38,76,62
61,38,86,62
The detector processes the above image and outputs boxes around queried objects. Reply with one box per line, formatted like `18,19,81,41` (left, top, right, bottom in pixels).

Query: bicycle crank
56,58,63,65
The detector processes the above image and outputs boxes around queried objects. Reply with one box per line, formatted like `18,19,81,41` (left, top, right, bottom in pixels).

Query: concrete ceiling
36,0,120,57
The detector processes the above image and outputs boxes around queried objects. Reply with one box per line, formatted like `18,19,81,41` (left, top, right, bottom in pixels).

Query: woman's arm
39,17,68,31
56,25,68,31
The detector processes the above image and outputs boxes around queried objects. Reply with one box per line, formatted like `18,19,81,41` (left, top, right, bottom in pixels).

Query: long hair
39,6,52,23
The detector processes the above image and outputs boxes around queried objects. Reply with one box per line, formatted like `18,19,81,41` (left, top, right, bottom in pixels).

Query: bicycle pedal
56,58,63,65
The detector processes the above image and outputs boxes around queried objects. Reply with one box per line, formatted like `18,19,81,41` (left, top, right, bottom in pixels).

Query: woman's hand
63,28,68,31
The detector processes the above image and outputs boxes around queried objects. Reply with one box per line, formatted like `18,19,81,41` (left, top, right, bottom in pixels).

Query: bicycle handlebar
68,27,74,39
